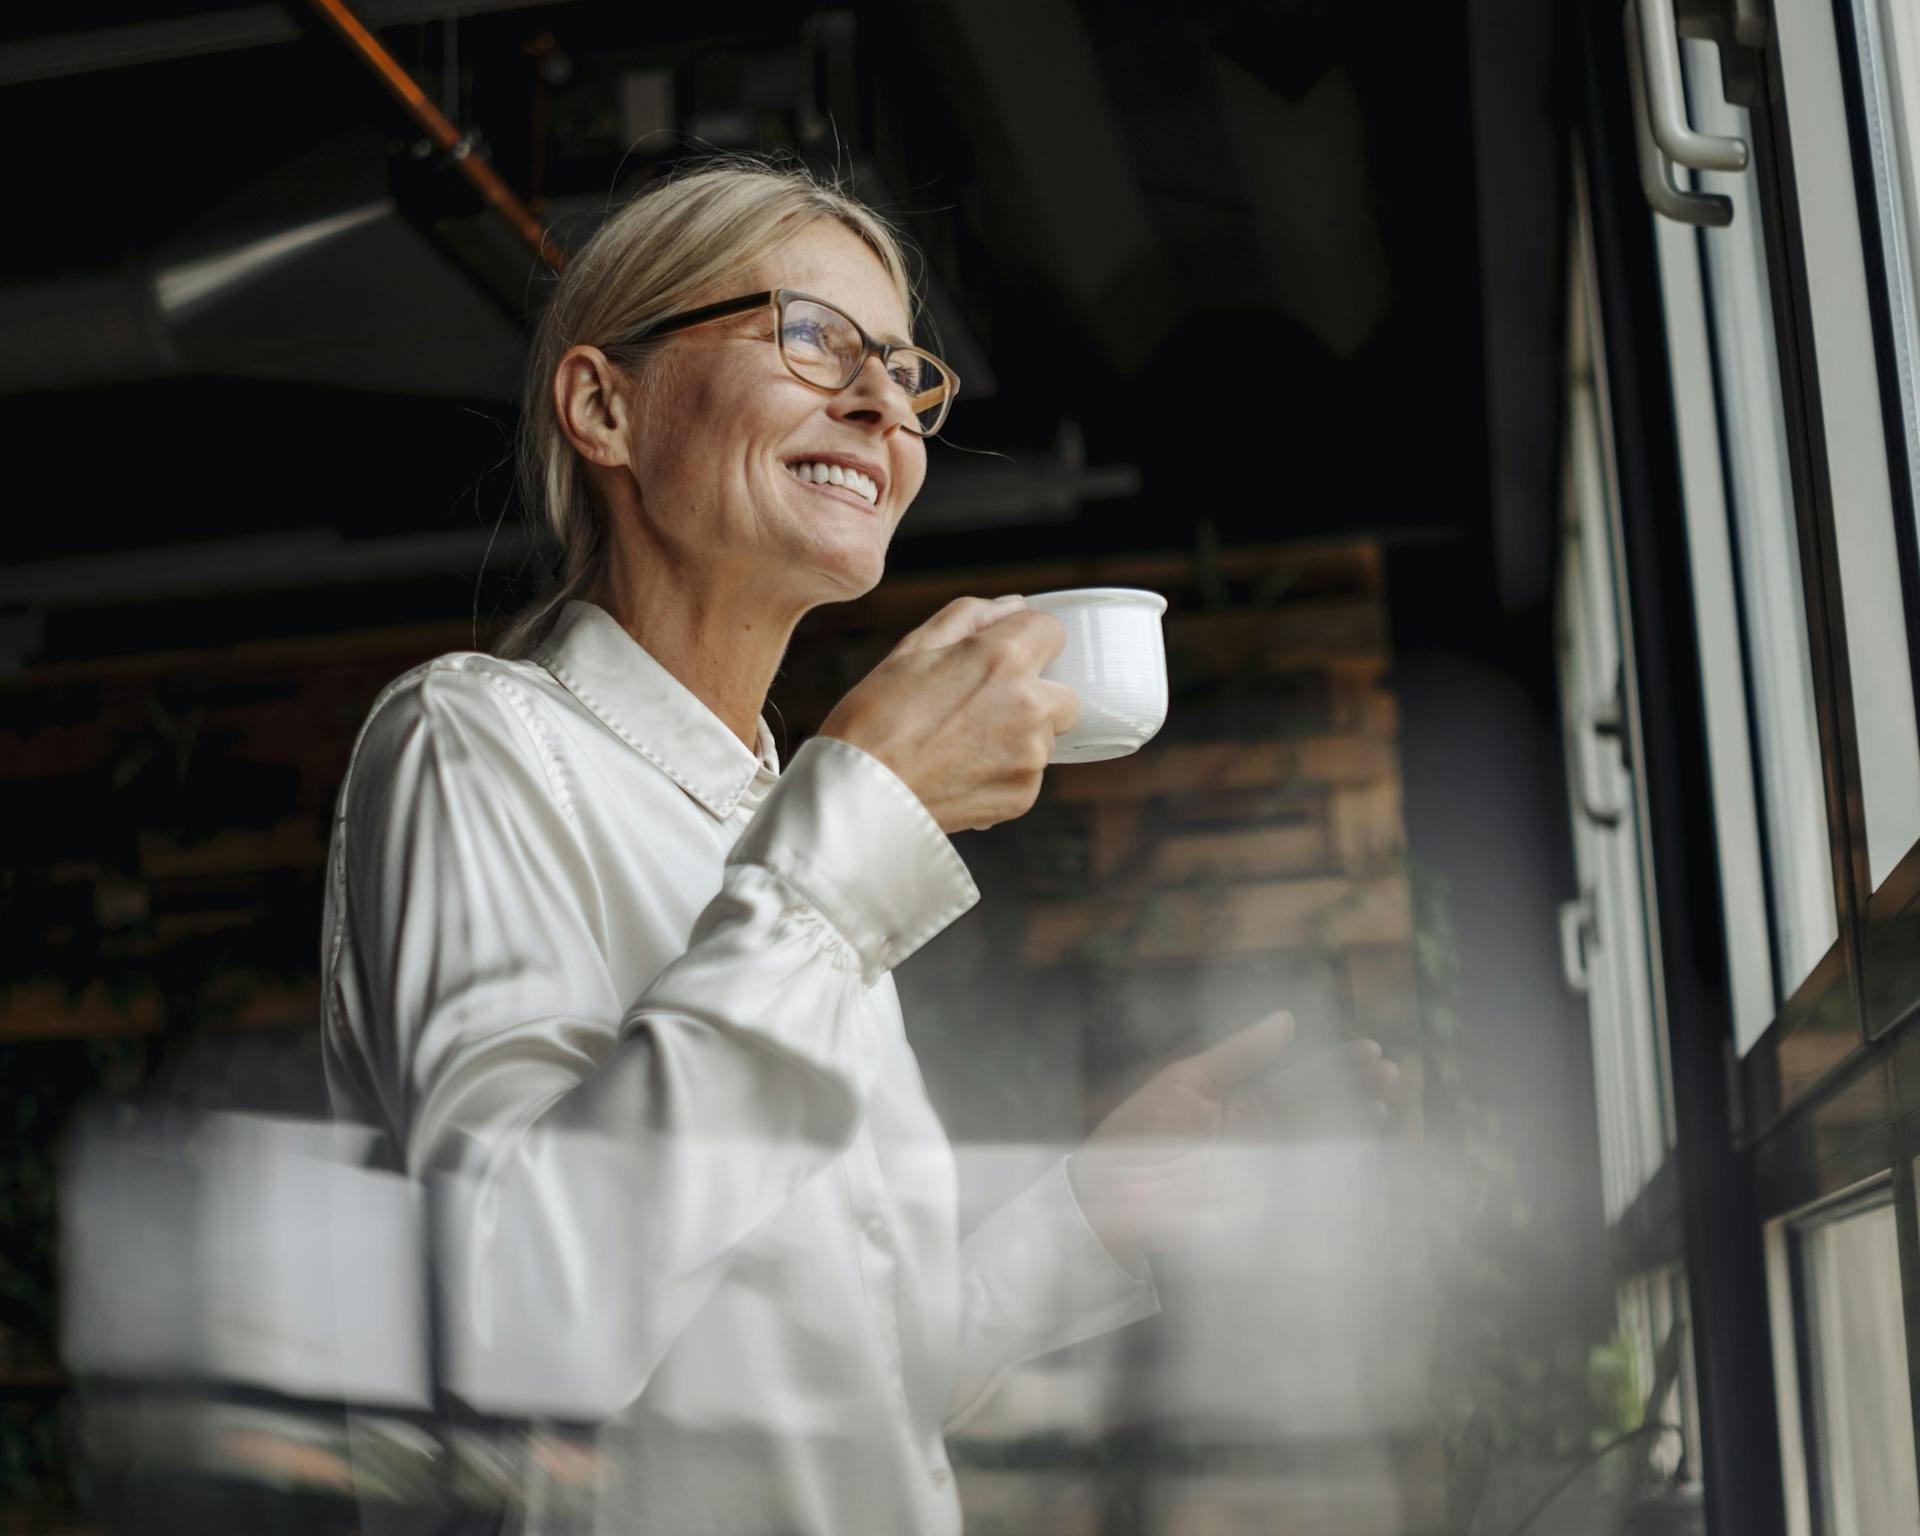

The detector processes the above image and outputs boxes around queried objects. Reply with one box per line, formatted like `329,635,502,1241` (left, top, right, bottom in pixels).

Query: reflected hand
1065,1012,1400,1264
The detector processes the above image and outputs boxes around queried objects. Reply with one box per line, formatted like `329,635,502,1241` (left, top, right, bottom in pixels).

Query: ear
552,344,634,468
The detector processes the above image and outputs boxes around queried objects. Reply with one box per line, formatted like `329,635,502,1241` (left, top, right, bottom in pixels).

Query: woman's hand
819,596,1081,834
1065,1013,1401,1265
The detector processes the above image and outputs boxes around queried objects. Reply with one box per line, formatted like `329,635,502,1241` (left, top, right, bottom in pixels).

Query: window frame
1574,0,1920,1529
1778,1179,1918,1536
1571,4,1792,1523
1830,0,1920,1042
1561,177,1682,1225
1691,11,1867,1137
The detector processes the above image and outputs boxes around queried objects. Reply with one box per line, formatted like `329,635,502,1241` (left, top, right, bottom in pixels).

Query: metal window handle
1636,0,1748,171
1625,0,1734,227
1560,893,1597,993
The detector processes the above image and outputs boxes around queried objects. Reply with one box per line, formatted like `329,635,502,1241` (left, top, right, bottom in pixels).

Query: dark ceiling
0,0,1567,664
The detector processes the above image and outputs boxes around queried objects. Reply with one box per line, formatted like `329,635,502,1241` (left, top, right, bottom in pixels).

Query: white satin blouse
320,597,1159,1535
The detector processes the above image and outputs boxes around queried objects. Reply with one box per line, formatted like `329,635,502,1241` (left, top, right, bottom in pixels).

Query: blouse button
863,1213,888,1241
930,1466,950,1489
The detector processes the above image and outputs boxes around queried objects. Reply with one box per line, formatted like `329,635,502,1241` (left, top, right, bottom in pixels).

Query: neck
589,540,806,753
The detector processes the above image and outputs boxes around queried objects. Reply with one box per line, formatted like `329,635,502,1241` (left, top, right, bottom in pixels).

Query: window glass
1558,195,1673,1216
1567,400,1669,1187
1871,0,1920,231
1644,169,1775,1055
1674,40,1840,1010
1798,1200,1920,1536
1850,0,1920,544
1771,5,1920,891
1560,536,1633,1217
1643,176,1774,1059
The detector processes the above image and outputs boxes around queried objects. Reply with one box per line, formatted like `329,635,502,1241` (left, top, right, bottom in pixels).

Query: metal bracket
1675,0,1768,49
1577,669,1632,828
1561,893,1598,993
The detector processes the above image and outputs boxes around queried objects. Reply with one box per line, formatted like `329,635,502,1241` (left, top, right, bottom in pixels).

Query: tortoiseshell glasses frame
612,288,958,437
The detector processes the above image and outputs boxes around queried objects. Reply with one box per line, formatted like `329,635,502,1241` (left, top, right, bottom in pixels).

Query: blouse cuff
968,1157,1161,1349
1061,1153,1151,1282
727,735,980,985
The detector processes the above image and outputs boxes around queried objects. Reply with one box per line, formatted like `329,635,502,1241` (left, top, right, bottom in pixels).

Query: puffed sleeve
944,1156,1161,1433
324,662,978,1420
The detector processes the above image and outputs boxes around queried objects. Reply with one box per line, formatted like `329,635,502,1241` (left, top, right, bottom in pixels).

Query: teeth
787,461,877,505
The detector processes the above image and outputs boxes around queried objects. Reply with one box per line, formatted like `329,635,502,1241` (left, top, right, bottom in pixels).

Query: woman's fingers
823,600,1071,834
1041,678,1081,737
1274,1041,1396,1105
1240,1040,1400,1139
889,594,1025,657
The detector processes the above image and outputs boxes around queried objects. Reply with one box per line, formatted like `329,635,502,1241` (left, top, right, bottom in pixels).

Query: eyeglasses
614,288,958,437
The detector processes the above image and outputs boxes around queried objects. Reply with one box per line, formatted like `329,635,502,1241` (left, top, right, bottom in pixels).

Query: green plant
1589,1328,1647,1439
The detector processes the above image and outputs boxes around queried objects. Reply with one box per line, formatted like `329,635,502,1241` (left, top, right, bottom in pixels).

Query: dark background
1,0,1559,641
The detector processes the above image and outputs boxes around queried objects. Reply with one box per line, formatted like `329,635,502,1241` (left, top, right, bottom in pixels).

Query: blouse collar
532,599,780,820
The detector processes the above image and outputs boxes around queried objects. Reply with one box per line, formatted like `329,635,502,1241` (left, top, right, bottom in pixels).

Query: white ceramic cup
1023,588,1170,763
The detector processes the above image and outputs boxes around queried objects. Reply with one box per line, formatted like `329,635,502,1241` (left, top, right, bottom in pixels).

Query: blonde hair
492,156,919,660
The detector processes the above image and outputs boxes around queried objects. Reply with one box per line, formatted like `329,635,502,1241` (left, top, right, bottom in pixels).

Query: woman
321,159,1396,1535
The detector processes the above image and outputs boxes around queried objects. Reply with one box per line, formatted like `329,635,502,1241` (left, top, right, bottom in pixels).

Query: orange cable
303,0,567,274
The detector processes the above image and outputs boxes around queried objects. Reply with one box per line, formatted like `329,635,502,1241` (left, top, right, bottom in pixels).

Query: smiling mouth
786,473,882,513
784,459,881,507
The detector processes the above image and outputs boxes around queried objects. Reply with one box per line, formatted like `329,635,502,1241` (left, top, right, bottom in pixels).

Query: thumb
1189,1011,1296,1094
891,594,1026,658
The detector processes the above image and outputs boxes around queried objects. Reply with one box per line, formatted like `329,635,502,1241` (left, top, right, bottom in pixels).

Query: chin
806,540,889,601
817,564,884,603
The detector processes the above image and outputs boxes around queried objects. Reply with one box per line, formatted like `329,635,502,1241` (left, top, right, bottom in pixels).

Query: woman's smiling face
619,219,928,611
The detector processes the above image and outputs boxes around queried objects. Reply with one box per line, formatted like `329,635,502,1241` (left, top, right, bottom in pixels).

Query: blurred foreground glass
624,288,958,436
1797,1198,1920,1536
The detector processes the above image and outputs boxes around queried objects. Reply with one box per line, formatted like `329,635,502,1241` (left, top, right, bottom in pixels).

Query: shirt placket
845,1121,957,1518
846,1125,906,1385
734,759,959,1521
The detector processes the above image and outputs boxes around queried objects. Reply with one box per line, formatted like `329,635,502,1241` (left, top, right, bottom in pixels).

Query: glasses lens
889,352,952,436
778,298,953,435
779,299,861,385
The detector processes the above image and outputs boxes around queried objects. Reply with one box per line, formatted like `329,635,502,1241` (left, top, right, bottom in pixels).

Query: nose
829,352,912,433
